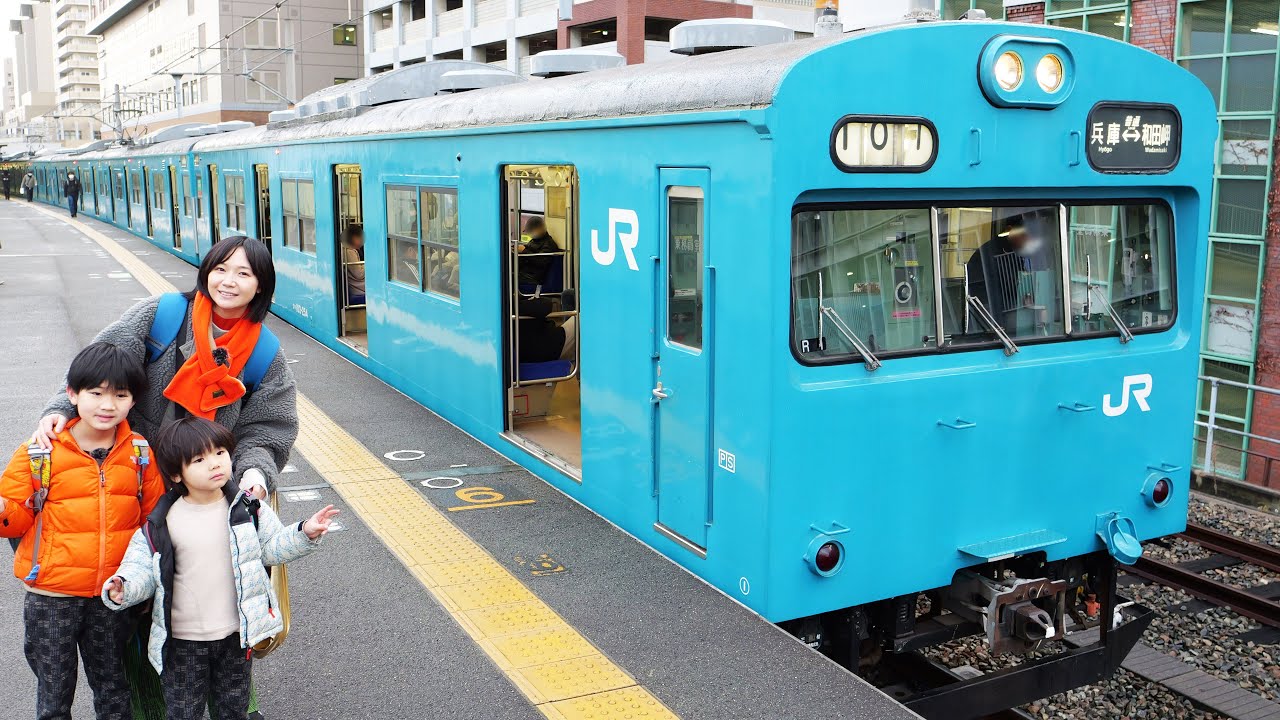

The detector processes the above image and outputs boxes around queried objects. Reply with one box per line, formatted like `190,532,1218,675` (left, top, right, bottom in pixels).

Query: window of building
526,30,556,56
410,0,427,20
574,19,617,47
224,174,246,232
187,0,194,16
375,9,393,31
243,17,278,49
1046,0,1130,41
644,18,682,41
385,184,459,298
333,23,357,45
480,40,506,63
939,0,1006,20
281,179,316,253
791,202,1174,364
245,70,281,102
434,50,463,61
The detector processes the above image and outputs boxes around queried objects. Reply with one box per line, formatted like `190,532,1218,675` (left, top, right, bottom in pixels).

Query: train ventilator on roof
669,18,795,56
529,47,626,78
284,60,519,122
436,67,524,94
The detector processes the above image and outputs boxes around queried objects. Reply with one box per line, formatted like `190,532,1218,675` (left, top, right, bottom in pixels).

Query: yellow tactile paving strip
34,205,679,719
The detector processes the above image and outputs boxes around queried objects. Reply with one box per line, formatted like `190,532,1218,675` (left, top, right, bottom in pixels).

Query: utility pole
171,73,184,117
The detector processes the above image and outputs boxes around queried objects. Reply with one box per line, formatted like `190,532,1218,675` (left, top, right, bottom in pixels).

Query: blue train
34,16,1216,717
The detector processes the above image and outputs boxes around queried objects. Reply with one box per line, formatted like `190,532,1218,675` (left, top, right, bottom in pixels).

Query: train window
421,188,459,298
224,175,246,231
667,187,705,350
151,171,165,210
386,186,422,289
939,205,1065,346
130,170,142,204
792,208,936,360
281,179,316,253
1066,204,1174,334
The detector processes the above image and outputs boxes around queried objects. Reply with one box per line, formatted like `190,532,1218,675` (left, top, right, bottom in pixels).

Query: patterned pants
161,635,251,720
23,592,133,720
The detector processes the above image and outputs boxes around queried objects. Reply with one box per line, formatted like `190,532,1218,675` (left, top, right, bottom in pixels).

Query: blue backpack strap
241,325,279,394
146,293,189,363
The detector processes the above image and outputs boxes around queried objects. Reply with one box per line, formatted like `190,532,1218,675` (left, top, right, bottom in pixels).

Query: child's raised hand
106,577,124,604
302,505,340,540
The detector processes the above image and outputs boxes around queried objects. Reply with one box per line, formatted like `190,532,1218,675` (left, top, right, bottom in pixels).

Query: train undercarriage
780,551,1153,719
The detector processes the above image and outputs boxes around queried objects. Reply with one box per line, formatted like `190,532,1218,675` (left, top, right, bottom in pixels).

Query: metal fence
1197,375,1280,489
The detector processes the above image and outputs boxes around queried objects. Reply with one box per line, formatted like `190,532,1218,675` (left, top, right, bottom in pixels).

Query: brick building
962,0,1279,488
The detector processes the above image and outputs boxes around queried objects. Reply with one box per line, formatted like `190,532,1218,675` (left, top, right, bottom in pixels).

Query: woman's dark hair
186,235,275,324
66,342,147,398
154,417,238,491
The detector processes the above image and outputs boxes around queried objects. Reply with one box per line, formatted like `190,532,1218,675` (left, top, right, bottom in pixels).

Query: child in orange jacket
0,342,165,719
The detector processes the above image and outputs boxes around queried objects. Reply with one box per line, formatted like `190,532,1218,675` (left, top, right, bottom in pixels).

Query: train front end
764,20,1218,716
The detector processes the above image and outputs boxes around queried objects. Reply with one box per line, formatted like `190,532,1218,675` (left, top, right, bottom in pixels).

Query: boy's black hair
154,417,237,493
66,342,147,399
185,235,275,324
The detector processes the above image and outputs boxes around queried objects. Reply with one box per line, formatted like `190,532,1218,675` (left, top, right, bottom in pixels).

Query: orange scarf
163,293,263,419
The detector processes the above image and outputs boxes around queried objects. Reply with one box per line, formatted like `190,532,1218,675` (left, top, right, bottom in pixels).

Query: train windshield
791,202,1174,364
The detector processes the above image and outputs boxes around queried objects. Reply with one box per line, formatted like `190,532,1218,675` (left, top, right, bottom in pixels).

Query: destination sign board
1086,102,1181,174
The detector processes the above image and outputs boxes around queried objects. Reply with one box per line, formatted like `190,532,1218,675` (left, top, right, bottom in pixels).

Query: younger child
0,342,165,719
103,416,338,720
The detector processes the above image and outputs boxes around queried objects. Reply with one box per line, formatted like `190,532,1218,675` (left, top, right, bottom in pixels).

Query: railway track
1128,522,1280,628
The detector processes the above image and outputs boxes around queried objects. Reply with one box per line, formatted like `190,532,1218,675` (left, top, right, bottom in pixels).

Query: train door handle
937,418,977,430
652,382,669,401
1057,402,1096,413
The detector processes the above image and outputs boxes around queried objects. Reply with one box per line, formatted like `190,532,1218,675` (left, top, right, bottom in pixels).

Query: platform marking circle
384,450,425,462
422,476,464,489
739,577,751,596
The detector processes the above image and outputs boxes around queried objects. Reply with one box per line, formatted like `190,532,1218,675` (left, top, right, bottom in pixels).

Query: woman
34,236,296,720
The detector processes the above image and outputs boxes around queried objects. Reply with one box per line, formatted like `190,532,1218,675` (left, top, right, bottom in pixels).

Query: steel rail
1129,556,1280,628
1181,522,1280,574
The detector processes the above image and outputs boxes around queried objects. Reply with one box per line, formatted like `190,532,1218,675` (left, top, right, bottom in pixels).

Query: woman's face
207,247,259,318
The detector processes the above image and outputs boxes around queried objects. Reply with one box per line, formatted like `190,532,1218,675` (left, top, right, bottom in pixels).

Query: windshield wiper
964,266,1019,356
818,273,881,371
1084,256,1133,344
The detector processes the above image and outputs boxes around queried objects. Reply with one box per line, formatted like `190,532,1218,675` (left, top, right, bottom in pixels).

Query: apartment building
362,0,831,75
2,1,57,144
53,0,101,146
87,0,364,137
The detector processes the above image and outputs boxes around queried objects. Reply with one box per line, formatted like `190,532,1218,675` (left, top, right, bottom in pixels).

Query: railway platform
0,200,919,719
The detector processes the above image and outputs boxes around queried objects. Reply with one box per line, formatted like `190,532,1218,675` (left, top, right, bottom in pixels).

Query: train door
208,165,221,246
168,166,183,251
333,164,366,354
654,169,712,553
193,170,207,257
253,164,272,249
502,164,581,474
109,167,119,221
142,169,154,237
88,168,98,215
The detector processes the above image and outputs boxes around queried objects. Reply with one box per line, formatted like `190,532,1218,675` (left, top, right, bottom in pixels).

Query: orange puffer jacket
0,420,165,597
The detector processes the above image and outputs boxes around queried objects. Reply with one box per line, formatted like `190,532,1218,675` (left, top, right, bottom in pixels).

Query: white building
87,0,364,137
3,1,58,144
53,0,101,146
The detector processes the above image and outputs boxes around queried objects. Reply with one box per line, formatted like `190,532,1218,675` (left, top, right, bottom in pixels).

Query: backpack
145,293,279,394
9,440,150,567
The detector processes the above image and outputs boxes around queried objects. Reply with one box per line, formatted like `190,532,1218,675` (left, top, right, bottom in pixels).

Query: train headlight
979,36,1075,109
995,51,1024,91
1036,54,1064,92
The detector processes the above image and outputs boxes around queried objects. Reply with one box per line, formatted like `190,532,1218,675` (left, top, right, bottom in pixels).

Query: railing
1198,375,1280,488
475,0,505,25
404,17,428,43
436,7,465,35
373,26,397,52
58,40,97,55
488,58,511,69
519,0,557,14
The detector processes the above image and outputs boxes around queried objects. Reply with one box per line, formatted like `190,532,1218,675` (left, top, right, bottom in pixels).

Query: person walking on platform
22,172,35,202
104,417,337,720
32,235,299,720
2,170,12,200
1,343,166,720
64,172,83,218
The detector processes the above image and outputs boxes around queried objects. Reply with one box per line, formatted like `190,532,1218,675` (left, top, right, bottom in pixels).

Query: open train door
653,168,713,555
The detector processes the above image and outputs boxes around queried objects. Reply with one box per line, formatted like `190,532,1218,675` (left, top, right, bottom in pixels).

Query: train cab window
938,205,1064,346
1067,203,1174,333
792,208,937,360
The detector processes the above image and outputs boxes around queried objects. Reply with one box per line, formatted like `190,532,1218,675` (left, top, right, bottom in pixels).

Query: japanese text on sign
1085,103,1180,173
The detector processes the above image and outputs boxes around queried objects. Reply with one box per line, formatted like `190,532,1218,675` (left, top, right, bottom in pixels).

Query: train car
34,15,1216,717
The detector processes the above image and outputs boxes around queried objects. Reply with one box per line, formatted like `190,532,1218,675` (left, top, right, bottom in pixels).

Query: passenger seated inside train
517,216,559,288
428,247,460,296
965,215,1051,334
518,296,576,364
343,223,366,304
393,241,421,286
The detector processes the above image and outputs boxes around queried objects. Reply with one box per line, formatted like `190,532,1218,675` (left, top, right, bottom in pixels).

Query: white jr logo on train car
590,208,639,271
1103,374,1153,417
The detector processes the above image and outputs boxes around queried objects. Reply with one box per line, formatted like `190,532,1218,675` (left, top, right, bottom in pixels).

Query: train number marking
446,485,535,512
718,449,736,474
590,208,640,271
1103,374,1153,417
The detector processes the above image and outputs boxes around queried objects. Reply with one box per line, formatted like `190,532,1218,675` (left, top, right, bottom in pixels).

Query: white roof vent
669,18,793,56
289,61,508,120
183,125,218,137
436,67,524,94
530,48,625,78
69,140,112,155
214,120,254,133
137,123,209,145
268,109,297,123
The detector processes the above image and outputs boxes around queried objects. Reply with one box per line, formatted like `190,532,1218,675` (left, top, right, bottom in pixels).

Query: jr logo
591,208,640,271
1103,374,1153,417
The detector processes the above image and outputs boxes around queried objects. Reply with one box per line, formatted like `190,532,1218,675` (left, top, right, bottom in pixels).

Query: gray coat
43,295,298,491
